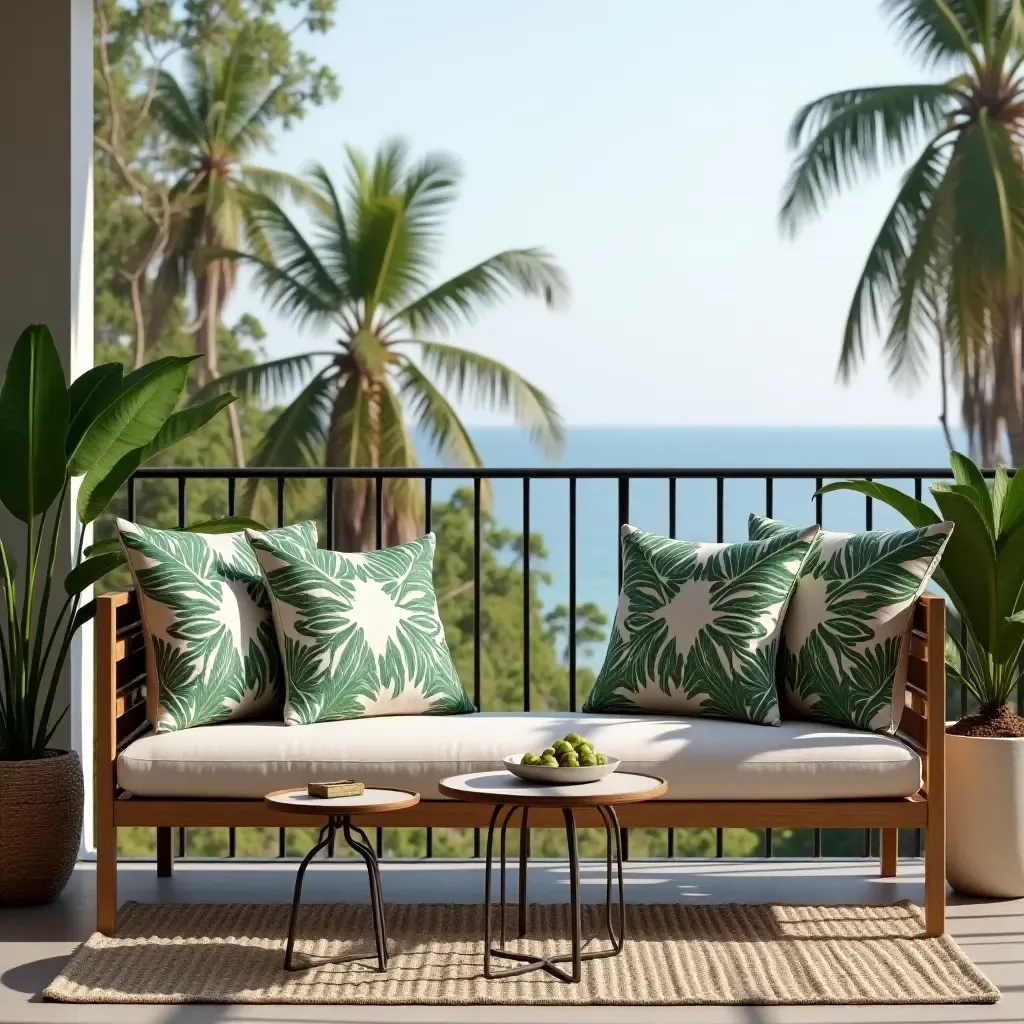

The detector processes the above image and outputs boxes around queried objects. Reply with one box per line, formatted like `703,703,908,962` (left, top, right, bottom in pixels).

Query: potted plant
0,323,245,905
822,452,1024,897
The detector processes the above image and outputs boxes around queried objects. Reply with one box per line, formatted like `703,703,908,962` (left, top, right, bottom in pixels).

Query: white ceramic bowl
502,754,620,785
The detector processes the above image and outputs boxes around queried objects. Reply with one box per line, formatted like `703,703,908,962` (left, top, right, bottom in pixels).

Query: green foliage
94,0,340,419
821,450,1024,712
781,0,1024,465
198,140,567,546
0,325,238,760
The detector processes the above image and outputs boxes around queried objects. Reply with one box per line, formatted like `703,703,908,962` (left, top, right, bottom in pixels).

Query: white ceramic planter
946,733,1024,898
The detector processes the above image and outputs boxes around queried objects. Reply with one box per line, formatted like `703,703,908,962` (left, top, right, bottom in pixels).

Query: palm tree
781,0,1024,466
149,34,311,467
201,139,568,550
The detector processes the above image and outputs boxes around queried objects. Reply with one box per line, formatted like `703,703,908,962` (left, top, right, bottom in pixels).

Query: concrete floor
0,858,1021,1024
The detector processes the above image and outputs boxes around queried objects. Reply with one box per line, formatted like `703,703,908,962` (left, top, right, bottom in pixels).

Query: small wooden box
308,780,364,799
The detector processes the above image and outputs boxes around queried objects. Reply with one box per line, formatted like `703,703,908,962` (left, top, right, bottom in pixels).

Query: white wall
0,1,95,852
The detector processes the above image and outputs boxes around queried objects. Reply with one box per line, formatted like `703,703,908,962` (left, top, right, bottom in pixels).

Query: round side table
265,787,419,971
438,770,666,983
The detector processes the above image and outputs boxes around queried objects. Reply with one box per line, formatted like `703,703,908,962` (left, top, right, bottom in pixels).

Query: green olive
579,753,598,767
521,753,541,765
542,747,556,757
575,742,594,756
540,755,559,767
552,739,574,755
595,754,607,765
563,732,585,747
559,752,580,767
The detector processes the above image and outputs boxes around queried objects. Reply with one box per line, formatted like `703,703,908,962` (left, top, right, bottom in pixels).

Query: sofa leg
880,828,898,877
924,823,946,938
156,827,174,877
96,822,118,936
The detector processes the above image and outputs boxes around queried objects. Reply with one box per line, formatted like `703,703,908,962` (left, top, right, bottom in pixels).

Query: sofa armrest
95,589,150,800
897,593,946,799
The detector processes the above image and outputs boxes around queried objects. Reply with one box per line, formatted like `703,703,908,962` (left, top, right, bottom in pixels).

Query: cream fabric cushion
118,711,921,801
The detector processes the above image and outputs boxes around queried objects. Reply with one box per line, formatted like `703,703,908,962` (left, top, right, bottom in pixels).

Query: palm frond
838,139,951,379
206,192,345,330
412,340,565,455
248,367,338,470
781,84,956,234
152,67,207,148
952,112,1024,278
883,0,988,70
239,168,323,208
305,163,354,290
389,249,569,335
192,352,336,404
396,356,485,469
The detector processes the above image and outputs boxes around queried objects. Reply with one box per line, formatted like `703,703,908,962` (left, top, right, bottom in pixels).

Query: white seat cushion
117,712,921,801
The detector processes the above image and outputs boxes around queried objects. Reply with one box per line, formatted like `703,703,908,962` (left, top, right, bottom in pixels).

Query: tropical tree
781,0,1024,466
201,138,568,550
149,32,316,467
544,601,609,663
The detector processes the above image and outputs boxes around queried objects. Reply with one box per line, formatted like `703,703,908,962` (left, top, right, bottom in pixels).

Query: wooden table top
264,787,420,816
438,771,667,807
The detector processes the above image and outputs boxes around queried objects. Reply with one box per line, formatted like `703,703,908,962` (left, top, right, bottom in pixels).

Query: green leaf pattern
583,525,817,725
116,519,313,731
246,530,474,725
748,514,951,732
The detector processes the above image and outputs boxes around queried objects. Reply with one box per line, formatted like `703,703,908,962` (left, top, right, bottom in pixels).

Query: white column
0,1,95,854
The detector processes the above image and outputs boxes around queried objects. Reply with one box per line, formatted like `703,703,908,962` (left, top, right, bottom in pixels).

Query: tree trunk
937,320,956,453
197,262,246,468
326,376,381,552
995,296,1024,467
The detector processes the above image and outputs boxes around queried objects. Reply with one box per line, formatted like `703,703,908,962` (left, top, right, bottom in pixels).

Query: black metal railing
120,464,1013,863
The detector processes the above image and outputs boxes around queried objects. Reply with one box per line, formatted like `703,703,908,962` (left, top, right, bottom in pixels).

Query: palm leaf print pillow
246,529,475,725
748,514,952,733
583,524,818,725
116,519,317,732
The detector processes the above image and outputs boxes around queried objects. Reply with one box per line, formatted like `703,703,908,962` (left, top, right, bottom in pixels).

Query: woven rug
44,899,998,1005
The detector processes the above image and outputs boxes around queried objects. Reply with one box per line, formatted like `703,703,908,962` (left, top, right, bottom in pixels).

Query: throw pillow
116,519,317,732
748,513,952,733
246,529,475,725
583,523,818,725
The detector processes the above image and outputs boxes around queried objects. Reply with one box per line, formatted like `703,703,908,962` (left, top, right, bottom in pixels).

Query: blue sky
228,0,938,427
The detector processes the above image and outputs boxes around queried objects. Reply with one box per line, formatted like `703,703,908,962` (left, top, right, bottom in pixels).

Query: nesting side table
265,787,419,971
438,770,666,983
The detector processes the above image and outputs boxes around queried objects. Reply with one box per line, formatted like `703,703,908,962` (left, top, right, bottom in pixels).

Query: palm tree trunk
1006,297,1024,467
198,262,246,468
937,320,956,453
325,378,379,552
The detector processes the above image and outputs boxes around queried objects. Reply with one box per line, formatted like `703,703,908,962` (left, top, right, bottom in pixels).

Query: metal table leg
482,802,626,983
283,814,389,972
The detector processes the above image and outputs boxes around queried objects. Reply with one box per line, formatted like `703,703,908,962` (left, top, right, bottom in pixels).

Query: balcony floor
1,858,1021,1024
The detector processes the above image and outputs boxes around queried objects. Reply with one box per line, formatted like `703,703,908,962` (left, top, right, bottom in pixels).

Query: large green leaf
816,479,942,527
68,355,194,478
998,465,1024,539
66,363,123,457
949,450,996,538
931,482,996,646
76,393,236,524
0,324,69,523
64,552,126,596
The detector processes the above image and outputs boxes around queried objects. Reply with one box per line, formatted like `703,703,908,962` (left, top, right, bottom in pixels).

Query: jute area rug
45,899,998,1006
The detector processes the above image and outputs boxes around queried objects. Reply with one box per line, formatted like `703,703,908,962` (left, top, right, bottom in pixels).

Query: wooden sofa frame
95,590,948,937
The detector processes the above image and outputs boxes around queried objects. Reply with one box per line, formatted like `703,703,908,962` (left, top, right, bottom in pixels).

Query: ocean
422,426,963,664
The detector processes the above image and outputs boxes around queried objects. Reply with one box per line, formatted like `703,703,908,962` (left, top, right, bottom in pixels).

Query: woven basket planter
0,749,83,905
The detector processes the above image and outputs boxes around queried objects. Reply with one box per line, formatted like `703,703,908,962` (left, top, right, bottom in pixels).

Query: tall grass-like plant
0,324,249,760
820,451,1024,716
